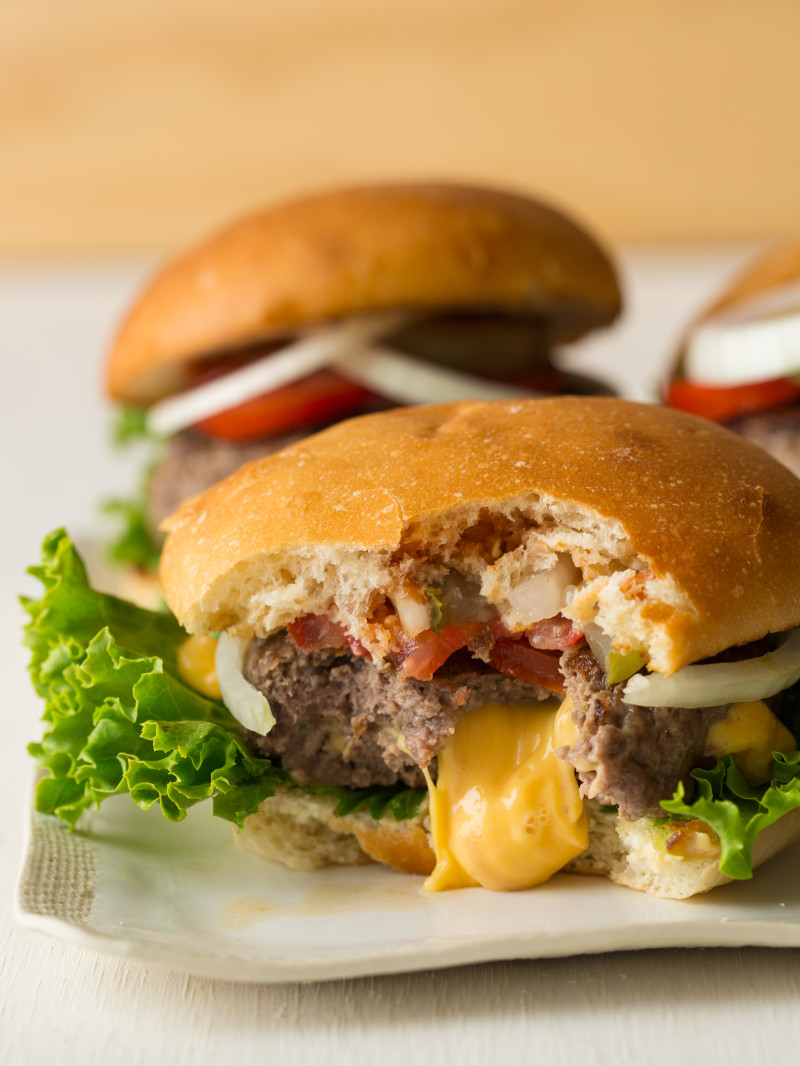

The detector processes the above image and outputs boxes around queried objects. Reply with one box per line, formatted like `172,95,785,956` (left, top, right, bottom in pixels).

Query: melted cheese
177,634,222,700
705,700,796,785
423,695,587,892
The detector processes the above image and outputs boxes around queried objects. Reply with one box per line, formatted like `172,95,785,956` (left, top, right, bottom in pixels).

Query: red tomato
666,377,800,423
287,615,348,652
527,615,583,650
489,640,565,693
287,614,371,659
398,624,483,682
196,369,378,441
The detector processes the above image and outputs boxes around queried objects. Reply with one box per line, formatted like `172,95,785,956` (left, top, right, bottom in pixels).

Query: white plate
14,785,800,983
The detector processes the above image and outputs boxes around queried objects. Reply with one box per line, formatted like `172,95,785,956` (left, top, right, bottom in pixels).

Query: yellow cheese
177,634,222,700
423,695,587,892
705,700,796,785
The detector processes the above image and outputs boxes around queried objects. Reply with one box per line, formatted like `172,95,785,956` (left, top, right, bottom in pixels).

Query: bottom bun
233,790,434,875
233,790,800,899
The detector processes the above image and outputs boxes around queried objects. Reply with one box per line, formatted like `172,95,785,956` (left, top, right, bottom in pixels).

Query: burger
27,398,800,899
666,238,800,476
103,182,621,575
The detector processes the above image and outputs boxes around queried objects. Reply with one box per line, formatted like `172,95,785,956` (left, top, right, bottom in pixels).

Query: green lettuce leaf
112,406,153,445
101,494,162,573
24,530,293,828
660,751,800,879
102,407,163,572
309,783,428,822
24,530,424,832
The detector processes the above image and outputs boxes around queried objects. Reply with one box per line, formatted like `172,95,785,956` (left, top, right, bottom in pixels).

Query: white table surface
4,248,800,1065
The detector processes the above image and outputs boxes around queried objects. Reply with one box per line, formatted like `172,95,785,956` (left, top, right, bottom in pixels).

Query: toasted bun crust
106,183,621,405
233,792,800,898
696,238,800,324
160,397,800,676
234,789,434,876
569,805,800,899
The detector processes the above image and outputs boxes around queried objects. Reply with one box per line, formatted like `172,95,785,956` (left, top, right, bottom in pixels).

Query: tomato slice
287,614,370,658
398,624,484,682
287,614,348,651
666,376,800,423
196,369,379,441
527,615,583,650
489,640,565,693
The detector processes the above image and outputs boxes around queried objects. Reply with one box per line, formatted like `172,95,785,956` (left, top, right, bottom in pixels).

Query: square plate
15,786,800,983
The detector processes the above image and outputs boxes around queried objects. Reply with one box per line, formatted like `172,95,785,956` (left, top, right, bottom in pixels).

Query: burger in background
103,182,622,579
666,239,800,476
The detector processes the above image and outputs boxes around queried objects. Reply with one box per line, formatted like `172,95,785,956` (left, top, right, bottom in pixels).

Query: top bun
694,238,800,324
106,183,621,405
159,397,800,677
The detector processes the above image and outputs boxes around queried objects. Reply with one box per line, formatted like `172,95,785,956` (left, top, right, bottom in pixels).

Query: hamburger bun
233,789,800,899
160,396,800,677
687,238,800,327
106,183,621,406
158,397,800,898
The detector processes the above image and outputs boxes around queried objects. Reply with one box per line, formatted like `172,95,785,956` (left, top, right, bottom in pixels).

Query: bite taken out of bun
161,396,800,677
156,397,800,899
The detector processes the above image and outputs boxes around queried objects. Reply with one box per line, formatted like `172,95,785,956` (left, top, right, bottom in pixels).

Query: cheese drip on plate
423,695,588,891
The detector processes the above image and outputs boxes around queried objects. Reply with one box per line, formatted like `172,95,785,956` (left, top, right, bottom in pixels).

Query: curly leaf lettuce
101,495,162,573
661,751,800,880
24,530,425,832
102,406,163,572
24,529,291,828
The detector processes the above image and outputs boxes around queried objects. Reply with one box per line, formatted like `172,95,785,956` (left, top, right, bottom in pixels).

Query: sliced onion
505,556,581,626
215,633,275,735
685,280,800,386
336,346,535,405
622,628,800,708
147,315,403,436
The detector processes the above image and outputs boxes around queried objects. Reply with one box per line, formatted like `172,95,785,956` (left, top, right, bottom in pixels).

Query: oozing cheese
705,700,796,785
177,634,222,700
423,695,587,892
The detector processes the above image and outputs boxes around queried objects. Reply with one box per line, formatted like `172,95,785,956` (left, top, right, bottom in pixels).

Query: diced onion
394,590,432,637
336,347,535,405
147,315,403,436
622,628,800,708
583,622,614,668
215,633,275,735
505,556,581,625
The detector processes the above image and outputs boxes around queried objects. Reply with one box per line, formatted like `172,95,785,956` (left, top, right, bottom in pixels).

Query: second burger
104,182,622,572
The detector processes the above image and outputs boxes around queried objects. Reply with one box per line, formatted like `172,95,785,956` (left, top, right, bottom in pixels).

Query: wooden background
3,0,800,252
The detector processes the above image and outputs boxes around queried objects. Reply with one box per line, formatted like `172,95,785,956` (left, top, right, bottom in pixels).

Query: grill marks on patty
241,632,733,820
242,635,552,789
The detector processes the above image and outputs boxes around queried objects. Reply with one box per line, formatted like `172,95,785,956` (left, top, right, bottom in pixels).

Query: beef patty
148,429,311,530
558,642,728,820
242,632,733,820
728,406,800,479
242,634,552,789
